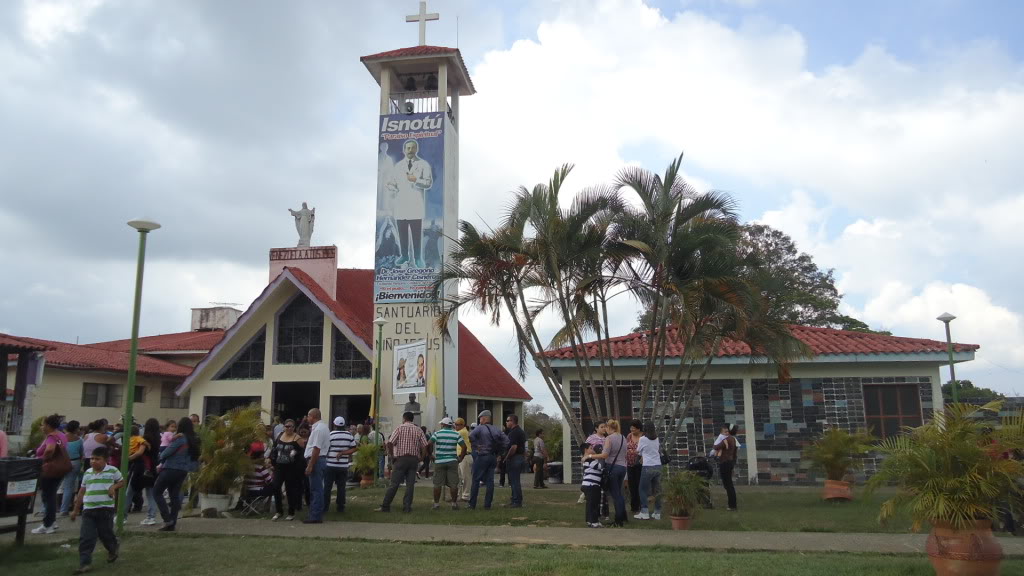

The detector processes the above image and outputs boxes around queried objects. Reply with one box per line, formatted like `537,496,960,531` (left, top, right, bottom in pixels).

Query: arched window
332,326,372,379
276,294,323,364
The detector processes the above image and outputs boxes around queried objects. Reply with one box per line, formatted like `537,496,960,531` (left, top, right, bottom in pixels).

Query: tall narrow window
332,327,372,379
276,294,323,364
863,384,922,439
215,328,267,380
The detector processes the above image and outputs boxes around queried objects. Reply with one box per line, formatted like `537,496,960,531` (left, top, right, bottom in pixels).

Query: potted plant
353,443,380,488
866,401,1024,576
664,470,710,530
193,404,266,512
803,427,873,501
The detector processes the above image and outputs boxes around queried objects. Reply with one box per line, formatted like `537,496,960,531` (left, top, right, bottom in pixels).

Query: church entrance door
272,381,320,423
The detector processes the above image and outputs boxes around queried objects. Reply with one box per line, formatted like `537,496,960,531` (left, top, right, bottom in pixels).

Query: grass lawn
315,483,924,533
7,534,1022,576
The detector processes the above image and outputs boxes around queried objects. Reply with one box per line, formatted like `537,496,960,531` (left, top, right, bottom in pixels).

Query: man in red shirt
376,412,427,513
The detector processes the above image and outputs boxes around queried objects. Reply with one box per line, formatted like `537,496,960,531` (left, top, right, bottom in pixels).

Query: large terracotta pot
822,479,852,501
670,515,691,530
360,476,374,488
926,520,1003,576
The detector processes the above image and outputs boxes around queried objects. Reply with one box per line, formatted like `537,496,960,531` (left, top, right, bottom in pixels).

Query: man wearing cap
377,411,428,513
467,410,508,510
454,417,473,501
323,416,357,514
428,417,466,510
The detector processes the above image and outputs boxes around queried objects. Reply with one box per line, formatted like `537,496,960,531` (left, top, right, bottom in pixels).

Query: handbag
41,436,72,479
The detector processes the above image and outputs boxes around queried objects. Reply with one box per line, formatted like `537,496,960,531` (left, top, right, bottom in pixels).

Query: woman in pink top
33,414,66,534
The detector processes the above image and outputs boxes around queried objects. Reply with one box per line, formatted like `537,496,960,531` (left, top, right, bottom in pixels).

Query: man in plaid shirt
376,411,428,513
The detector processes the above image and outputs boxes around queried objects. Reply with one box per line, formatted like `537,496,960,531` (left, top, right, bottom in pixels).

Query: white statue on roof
289,202,315,247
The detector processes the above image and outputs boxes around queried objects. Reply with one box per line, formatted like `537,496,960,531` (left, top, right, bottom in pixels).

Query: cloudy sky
2,0,1023,410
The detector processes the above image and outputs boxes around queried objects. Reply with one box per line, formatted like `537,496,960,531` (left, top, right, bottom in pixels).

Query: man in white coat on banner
387,138,433,268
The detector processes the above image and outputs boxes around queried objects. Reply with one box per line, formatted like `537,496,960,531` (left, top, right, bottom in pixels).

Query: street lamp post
937,312,958,403
372,317,387,480
116,218,161,534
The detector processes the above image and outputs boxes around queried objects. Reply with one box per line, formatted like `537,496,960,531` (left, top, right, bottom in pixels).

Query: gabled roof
544,324,980,361
6,336,191,378
89,330,224,353
0,333,53,352
177,267,531,401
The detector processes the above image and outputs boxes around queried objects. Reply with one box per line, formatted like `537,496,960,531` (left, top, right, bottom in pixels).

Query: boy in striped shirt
581,443,604,528
70,445,124,574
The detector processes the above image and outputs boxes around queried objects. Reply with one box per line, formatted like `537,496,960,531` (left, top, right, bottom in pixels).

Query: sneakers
158,524,175,532
140,517,158,526
285,515,294,521
72,565,92,575
107,551,119,564
432,503,440,510
31,524,57,535
271,514,281,521
588,522,604,528
577,493,586,504
652,512,662,520
634,512,650,520
374,507,389,513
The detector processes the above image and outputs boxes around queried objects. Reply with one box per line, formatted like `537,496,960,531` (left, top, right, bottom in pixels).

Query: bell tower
361,1,475,431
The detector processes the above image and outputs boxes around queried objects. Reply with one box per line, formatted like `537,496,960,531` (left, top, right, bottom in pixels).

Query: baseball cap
478,410,492,419
333,416,346,427
439,417,454,426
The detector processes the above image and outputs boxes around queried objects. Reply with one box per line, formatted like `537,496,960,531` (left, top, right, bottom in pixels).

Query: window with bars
215,328,267,380
332,327,372,379
160,382,189,409
276,295,323,364
81,382,123,408
863,384,923,439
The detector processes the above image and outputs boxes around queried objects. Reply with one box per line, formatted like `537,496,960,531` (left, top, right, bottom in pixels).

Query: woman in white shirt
634,422,662,520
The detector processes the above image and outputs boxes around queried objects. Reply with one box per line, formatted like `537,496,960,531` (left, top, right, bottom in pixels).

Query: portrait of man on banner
393,340,427,397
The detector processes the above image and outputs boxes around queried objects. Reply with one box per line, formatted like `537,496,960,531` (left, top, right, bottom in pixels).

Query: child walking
581,443,604,528
70,445,123,574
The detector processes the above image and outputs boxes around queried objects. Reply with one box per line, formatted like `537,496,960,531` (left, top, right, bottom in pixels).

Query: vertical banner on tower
374,112,446,303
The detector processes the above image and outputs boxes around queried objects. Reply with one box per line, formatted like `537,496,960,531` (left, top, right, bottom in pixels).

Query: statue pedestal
269,246,338,295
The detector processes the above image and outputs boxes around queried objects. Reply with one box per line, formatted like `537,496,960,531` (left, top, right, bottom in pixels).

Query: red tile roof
0,333,53,352
89,330,225,353
544,324,980,361
7,336,191,378
361,46,459,60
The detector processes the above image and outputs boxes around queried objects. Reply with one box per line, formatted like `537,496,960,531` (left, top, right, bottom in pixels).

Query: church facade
547,326,978,485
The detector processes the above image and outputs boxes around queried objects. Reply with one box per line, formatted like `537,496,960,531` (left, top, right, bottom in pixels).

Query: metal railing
388,92,455,123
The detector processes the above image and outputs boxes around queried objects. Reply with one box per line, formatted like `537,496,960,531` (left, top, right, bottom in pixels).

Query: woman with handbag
33,413,70,535
127,418,161,525
267,419,305,521
585,419,628,527
59,420,84,517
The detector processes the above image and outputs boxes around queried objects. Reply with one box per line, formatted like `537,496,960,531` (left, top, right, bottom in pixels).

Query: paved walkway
6,516,1024,556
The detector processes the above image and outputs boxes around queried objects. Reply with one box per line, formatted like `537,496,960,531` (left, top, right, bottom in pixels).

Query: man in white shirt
303,408,330,524
386,139,433,268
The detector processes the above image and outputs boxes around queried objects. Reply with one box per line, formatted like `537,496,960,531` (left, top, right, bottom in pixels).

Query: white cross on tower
406,1,439,47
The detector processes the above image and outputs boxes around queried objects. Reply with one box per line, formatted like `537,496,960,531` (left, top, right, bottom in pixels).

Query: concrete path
6,516,1024,556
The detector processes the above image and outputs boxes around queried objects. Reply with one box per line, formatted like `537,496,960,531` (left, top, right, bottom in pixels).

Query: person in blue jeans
60,420,84,516
634,422,663,520
302,408,330,524
587,419,628,526
468,410,506,510
153,416,199,532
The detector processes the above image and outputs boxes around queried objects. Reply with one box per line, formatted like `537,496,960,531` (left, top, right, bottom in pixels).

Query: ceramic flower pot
670,515,691,530
926,520,1003,576
822,479,852,501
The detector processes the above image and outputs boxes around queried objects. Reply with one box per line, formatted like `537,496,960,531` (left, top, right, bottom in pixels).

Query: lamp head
127,218,161,232
937,312,956,324
373,317,387,327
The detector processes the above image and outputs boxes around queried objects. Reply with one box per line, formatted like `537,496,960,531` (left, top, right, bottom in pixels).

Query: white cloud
21,0,104,48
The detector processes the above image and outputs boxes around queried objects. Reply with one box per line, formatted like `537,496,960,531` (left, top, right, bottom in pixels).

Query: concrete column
379,65,391,115
742,375,759,485
451,87,460,130
437,62,448,115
